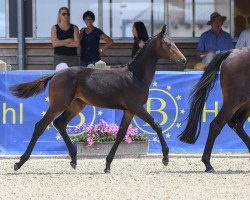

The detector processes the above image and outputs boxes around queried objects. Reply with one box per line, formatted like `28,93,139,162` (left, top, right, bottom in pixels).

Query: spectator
51,7,80,68
234,15,246,37
235,28,250,48
131,21,149,58
197,12,234,64
80,10,113,67
55,62,68,71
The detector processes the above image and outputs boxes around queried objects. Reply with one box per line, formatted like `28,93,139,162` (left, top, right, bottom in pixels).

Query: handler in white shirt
235,28,250,48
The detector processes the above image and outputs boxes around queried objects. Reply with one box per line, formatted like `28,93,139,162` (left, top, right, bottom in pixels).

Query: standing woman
80,10,114,66
131,21,149,58
51,7,80,67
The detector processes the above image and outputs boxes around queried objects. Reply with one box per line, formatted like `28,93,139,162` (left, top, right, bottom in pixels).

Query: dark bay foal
10,25,186,173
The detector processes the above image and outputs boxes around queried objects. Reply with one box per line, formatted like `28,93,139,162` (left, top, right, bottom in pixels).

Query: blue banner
0,71,249,155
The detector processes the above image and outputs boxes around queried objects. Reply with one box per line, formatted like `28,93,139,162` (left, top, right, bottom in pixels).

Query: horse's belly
77,89,127,109
80,96,126,110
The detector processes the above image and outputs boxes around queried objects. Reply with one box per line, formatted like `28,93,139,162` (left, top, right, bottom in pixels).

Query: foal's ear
160,25,167,38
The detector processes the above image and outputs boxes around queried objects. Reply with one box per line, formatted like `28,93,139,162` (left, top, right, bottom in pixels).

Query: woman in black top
51,7,80,67
80,10,113,67
131,21,149,58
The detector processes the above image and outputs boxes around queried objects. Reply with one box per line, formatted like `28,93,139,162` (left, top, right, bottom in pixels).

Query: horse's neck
132,45,157,87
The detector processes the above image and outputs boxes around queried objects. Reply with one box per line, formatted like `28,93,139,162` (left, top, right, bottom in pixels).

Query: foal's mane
126,34,160,71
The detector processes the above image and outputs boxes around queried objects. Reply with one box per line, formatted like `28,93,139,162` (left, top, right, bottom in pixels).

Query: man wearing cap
197,12,234,64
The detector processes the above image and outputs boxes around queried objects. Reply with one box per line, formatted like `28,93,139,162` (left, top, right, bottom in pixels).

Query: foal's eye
167,43,172,47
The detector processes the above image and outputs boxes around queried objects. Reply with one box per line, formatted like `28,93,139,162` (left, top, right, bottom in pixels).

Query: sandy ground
0,154,249,200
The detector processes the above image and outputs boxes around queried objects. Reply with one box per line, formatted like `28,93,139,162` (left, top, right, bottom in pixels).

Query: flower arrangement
67,119,148,146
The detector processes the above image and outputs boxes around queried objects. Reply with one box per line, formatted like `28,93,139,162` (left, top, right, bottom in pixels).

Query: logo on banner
133,82,186,137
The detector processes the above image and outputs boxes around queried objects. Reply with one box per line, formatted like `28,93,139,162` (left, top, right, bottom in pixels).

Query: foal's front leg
104,111,134,173
135,107,169,166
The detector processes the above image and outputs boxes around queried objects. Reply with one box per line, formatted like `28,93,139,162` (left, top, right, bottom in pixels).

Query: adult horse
178,48,250,172
10,25,186,173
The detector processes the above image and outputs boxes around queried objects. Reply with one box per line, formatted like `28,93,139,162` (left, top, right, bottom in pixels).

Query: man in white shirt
235,28,250,48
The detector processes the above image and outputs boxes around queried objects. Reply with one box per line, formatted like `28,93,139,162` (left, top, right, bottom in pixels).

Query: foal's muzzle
177,58,187,67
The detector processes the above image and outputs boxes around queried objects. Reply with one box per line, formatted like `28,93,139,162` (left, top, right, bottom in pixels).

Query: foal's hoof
104,168,111,173
14,163,20,171
162,157,169,166
70,162,77,170
205,167,215,173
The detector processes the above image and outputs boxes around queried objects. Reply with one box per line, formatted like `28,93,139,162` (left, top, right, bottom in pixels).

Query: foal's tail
9,74,55,98
178,51,231,144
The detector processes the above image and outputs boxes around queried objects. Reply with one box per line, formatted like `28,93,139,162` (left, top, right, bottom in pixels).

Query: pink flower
125,135,133,144
87,137,95,146
84,124,94,133
64,119,147,145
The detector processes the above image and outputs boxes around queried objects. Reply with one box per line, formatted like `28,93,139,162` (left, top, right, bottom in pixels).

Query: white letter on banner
146,98,168,126
20,103,23,124
202,102,219,122
3,103,16,124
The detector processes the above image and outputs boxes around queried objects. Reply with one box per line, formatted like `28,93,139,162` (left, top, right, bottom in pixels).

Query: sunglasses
62,13,70,16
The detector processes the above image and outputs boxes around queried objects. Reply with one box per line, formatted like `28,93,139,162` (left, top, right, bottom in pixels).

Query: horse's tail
178,51,231,144
9,74,55,98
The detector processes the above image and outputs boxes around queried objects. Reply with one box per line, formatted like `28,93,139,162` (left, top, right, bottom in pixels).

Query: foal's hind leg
15,76,77,171
14,108,61,171
228,110,250,152
134,107,169,166
53,99,86,169
104,111,134,173
202,106,233,172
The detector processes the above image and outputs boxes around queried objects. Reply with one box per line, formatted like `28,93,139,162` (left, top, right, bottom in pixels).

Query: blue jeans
80,60,100,67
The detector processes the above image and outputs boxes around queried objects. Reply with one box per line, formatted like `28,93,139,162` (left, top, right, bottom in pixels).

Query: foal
10,25,186,173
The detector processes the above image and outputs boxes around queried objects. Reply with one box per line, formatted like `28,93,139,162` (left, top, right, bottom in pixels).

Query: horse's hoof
70,162,77,170
14,163,19,171
162,157,169,166
104,168,110,173
205,167,215,173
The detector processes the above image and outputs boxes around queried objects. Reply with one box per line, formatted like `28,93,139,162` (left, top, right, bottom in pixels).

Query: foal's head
155,25,187,67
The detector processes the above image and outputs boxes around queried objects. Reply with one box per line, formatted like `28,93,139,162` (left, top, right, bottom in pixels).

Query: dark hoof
205,167,215,173
70,162,77,169
162,157,169,166
104,168,110,173
14,163,20,171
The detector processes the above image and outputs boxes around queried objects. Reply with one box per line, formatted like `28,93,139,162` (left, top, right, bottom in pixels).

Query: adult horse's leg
134,107,169,166
201,106,233,172
228,110,250,152
104,111,134,173
14,108,61,171
53,99,86,169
